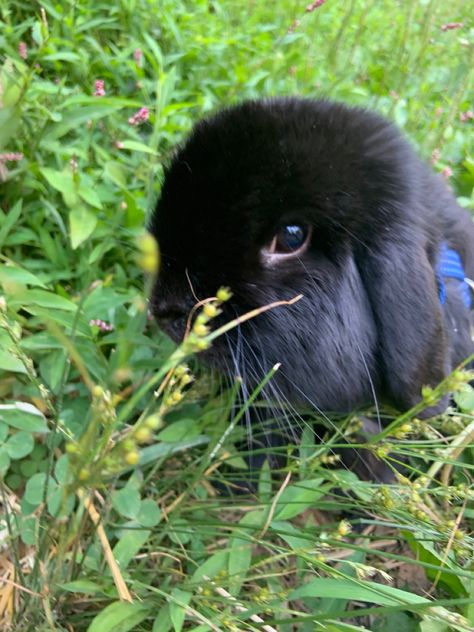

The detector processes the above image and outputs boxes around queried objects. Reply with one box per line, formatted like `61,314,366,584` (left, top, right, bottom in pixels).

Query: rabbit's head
149,98,469,415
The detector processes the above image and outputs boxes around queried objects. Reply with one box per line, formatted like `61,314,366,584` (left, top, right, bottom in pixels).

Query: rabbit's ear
358,238,450,415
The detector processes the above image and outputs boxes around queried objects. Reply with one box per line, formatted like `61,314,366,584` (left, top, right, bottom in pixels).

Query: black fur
149,97,474,418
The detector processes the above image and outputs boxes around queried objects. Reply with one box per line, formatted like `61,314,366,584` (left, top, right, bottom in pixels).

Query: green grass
0,1,473,630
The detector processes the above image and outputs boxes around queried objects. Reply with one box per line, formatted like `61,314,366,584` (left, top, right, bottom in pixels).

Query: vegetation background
0,0,473,630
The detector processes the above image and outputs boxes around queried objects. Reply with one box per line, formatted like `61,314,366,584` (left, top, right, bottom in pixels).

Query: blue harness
437,243,472,309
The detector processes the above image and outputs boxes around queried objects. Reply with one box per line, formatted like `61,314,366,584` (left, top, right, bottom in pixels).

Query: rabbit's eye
276,225,309,252
262,224,311,264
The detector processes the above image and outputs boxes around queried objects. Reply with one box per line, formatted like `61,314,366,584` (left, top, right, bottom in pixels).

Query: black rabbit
149,98,474,444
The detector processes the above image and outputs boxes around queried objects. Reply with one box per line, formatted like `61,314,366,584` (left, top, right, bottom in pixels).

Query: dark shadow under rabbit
148,98,474,481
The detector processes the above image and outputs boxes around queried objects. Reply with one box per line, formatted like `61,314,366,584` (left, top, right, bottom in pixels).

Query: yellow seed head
135,427,152,443
194,338,209,351
203,302,218,318
193,322,209,337
92,385,104,398
144,414,162,430
337,520,351,536
136,232,160,274
78,468,90,481
216,287,232,302
125,450,140,465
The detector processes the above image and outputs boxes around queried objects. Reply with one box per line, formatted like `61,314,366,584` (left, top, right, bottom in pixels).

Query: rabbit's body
149,98,474,418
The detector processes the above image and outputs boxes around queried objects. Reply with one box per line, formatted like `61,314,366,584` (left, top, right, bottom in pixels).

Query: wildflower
115,140,124,149
306,0,327,12
0,152,24,162
94,79,105,97
18,41,27,59
440,22,463,32
460,110,473,123
441,166,453,179
128,107,149,125
133,48,143,67
70,156,78,173
89,319,114,332
431,148,441,164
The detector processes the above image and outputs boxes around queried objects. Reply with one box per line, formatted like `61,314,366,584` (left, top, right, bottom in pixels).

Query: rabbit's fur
149,98,474,422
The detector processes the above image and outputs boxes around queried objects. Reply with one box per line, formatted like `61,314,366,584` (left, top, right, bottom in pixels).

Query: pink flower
18,42,27,59
133,48,143,66
460,110,473,123
89,319,114,332
440,22,463,32
0,152,23,162
128,107,149,125
306,0,327,12
441,166,453,179
94,79,105,97
115,140,124,149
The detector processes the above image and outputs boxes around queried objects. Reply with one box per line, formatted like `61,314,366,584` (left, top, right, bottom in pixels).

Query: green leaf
152,605,172,632
69,205,98,249
47,486,74,518
404,530,468,597
87,601,150,632
137,499,162,527
78,186,103,209
112,487,141,519
157,419,201,443
119,140,159,155
40,167,77,199
24,472,47,506
59,580,104,595
273,478,325,520
104,161,127,188
0,423,8,442
192,551,229,584
169,588,192,632
44,104,124,141
0,200,23,248
0,264,46,289
112,529,150,570
0,402,49,433
258,458,272,501
290,577,428,606
454,385,474,413
270,520,312,550
0,448,11,474
8,289,77,311
6,431,34,459
228,511,262,596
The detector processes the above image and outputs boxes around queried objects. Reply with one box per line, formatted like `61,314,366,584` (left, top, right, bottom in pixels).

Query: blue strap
437,243,472,309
